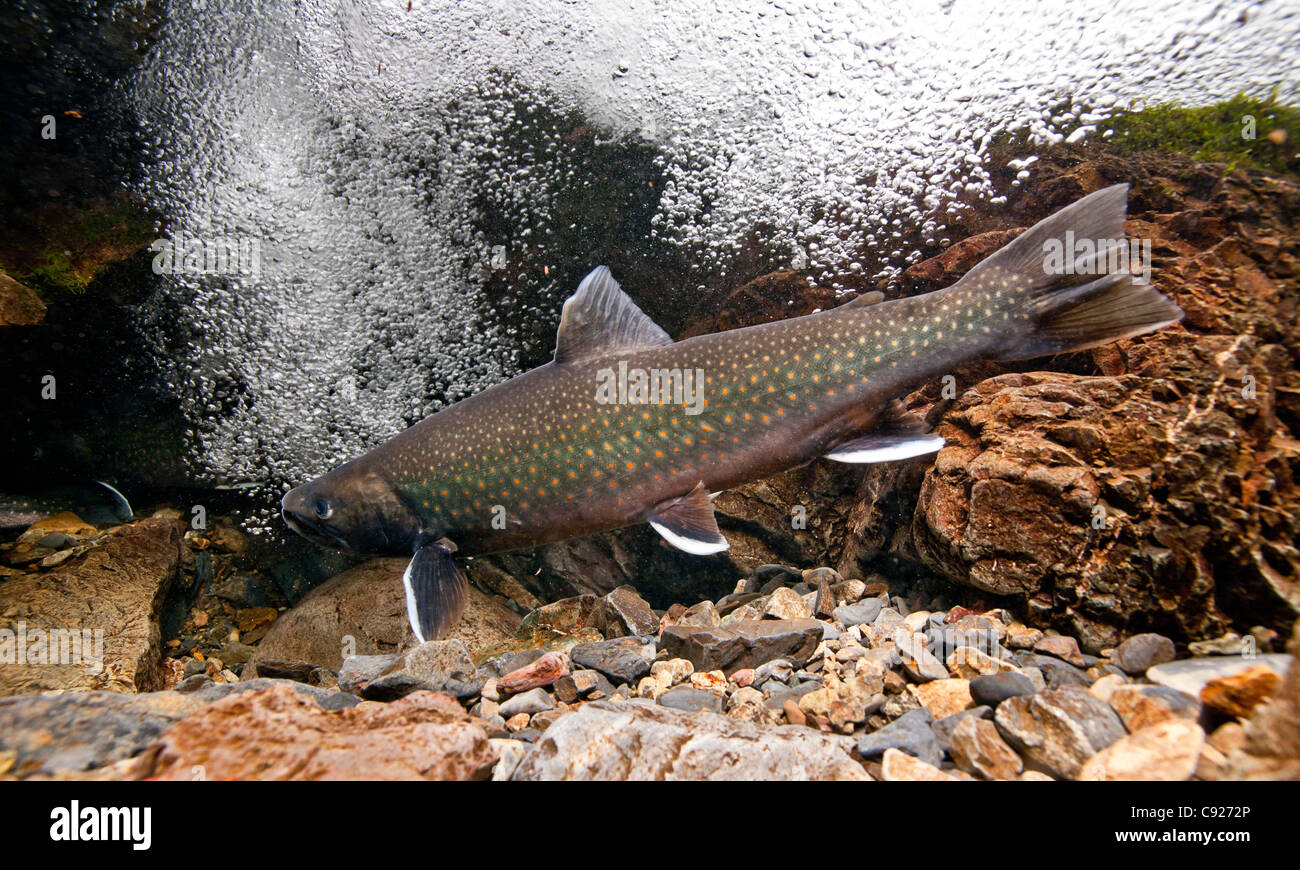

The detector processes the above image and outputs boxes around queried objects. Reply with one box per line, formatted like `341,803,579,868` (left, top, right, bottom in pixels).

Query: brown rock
1108,684,1201,732
1078,720,1205,781
1200,664,1280,718
247,557,521,671
994,687,1126,779
497,651,570,694
880,747,957,781
0,517,182,696
0,272,45,326
910,679,974,719
1221,622,1300,780
129,684,495,780
949,715,1023,780
1034,635,1087,667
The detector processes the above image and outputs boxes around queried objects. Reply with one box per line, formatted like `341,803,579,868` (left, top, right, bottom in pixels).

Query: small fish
282,184,1182,642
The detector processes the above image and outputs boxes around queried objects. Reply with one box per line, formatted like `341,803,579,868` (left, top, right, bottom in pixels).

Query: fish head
281,466,419,554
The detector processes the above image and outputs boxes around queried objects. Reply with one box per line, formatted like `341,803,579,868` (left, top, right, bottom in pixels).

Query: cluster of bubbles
122,0,1297,507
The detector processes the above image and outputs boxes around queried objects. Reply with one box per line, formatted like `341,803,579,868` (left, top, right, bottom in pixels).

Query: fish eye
312,497,333,520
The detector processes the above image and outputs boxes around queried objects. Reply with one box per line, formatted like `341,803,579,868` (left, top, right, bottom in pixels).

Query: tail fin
953,184,1183,360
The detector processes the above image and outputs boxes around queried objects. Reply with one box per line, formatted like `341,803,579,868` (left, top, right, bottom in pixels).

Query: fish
282,184,1183,642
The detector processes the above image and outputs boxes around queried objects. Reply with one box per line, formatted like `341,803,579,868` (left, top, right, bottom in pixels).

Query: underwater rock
879,747,959,782
1199,665,1281,719
0,679,350,778
1221,621,1300,780
1145,654,1292,697
949,714,1024,781
0,273,45,326
1078,720,1205,782
0,516,182,696
245,557,520,672
994,687,1126,780
660,618,824,674
126,684,495,781
1111,633,1176,675
856,708,942,767
1106,684,1201,732
509,700,867,781
569,637,654,685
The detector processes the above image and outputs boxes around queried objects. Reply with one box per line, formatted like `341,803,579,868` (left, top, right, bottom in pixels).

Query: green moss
1103,92,1298,175
2,194,156,299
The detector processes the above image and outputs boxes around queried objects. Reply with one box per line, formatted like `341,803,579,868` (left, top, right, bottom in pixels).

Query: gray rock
994,687,1125,779
510,700,867,780
1014,653,1090,689
834,599,883,628
360,640,483,701
499,687,555,717
660,619,823,674
658,685,724,714
856,708,942,766
338,654,402,693
1112,633,1176,675
752,565,802,595
763,680,822,710
570,637,654,684
970,672,1037,707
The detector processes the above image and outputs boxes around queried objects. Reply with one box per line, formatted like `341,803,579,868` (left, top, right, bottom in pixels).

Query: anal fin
648,481,729,555
403,538,468,643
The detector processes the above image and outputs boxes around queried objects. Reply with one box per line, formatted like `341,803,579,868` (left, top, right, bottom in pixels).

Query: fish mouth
280,490,350,550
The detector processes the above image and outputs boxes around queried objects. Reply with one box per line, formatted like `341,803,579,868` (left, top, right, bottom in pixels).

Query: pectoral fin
648,481,729,555
402,538,468,643
825,432,945,463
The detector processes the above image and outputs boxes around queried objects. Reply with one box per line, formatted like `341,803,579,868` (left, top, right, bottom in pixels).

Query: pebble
1188,632,1248,656
931,705,992,752
909,678,974,719
1112,633,1176,675
897,632,949,683
764,586,813,620
880,747,958,781
1033,635,1087,667
1199,664,1280,718
950,715,1024,780
1145,654,1292,697
833,599,882,628
856,708,942,767
498,687,555,718
1106,684,1200,732
570,637,654,684
969,672,1037,707
658,685,724,714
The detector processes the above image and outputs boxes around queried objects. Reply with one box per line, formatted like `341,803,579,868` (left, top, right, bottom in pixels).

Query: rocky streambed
0,509,1296,781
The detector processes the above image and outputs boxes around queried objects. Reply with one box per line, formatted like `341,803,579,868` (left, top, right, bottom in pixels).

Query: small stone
497,651,570,694
1088,673,1128,703
880,747,957,781
783,699,806,726
909,679,974,719
897,632,949,683
1112,633,1176,675
689,670,728,695
498,688,555,718
856,708,941,766
679,600,721,628
1199,664,1280,718
931,706,992,752
1006,624,1043,650
947,646,1018,679
505,712,531,732
1078,720,1205,781
1107,684,1201,732
764,586,813,621
969,672,1037,708
658,685,724,714
1196,743,1227,781
1033,635,1087,667
833,599,883,629
490,738,529,781
602,585,659,636
660,619,823,674
950,715,1023,780
732,668,756,687
1207,721,1246,756
570,637,654,684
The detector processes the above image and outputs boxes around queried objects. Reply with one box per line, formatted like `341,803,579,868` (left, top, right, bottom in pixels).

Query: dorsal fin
840,290,885,310
554,267,673,364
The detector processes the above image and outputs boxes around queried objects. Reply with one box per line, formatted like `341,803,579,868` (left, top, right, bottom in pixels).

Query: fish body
282,184,1183,641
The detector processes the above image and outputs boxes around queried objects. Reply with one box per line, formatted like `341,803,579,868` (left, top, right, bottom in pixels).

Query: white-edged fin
553,266,673,364
93,480,133,522
402,539,468,643
825,433,946,464
648,481,729,555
